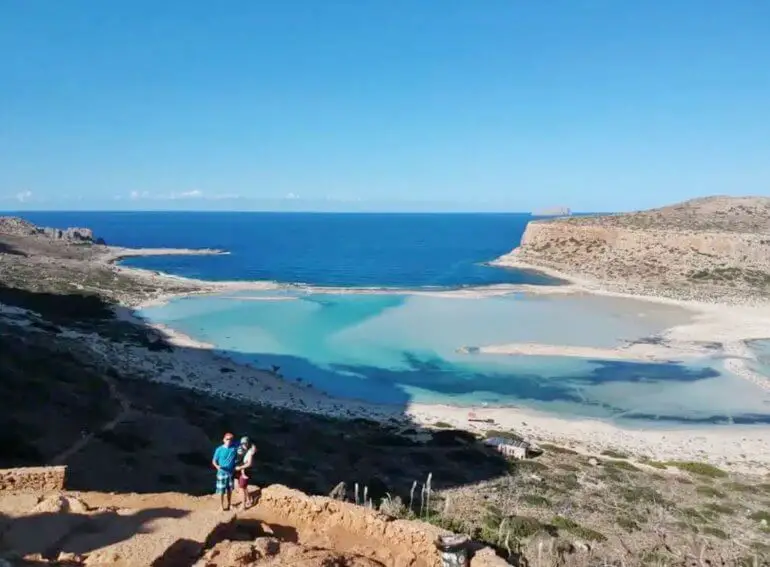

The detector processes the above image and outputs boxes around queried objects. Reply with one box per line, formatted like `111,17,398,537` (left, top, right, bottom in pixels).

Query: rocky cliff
496,196,770,301
0,217,104,244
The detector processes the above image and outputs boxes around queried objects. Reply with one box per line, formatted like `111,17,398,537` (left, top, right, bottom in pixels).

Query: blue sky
1,1,768,212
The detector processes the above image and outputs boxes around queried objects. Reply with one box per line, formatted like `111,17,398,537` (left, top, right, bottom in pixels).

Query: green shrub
703,526,728,539
601,449,629,459
429,429,477,447
426,513,465,533
621,485,666,505
556,473,580,490
604,459,640,472
679,507,711,523
640,551,674,565
616,516,641,532
521,494,551,507
666,461,727,478
482,504,503,530
514,460,548,473
673,520,699,533
507,515,547,538
749,510,770,523
433,421,453,429
751,541,770,554
726,482,755,493
484,429,524,442
540,443,578,455
550,516,607,542
703,503,737,515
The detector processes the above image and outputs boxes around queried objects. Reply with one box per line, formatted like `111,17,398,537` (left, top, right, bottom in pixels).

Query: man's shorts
215,469,234,494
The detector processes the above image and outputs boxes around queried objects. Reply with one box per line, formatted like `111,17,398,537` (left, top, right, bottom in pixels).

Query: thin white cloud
15,191,33,203
207,193,241,201
120,190,240,202
169,189,204,199
285,192,300,200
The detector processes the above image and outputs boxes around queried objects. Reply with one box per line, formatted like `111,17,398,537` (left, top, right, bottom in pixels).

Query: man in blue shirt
211,432,238,511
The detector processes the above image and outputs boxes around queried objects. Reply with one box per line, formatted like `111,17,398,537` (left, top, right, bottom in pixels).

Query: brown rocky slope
495,196,770,302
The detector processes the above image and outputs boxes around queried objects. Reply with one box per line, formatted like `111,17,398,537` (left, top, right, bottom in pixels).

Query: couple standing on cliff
212,432,257,511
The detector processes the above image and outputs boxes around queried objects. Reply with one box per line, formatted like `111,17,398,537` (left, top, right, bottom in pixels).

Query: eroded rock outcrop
496,196,770,301
0,466,66,492
0,217,104,244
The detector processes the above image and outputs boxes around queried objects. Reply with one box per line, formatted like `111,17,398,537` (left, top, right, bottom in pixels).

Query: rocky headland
0,216,103,244
495,196,770,304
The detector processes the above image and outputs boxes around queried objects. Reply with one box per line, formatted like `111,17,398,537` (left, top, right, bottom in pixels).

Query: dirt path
51,373,133,465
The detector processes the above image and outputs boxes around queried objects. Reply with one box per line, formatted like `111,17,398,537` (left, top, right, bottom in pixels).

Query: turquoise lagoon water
139,291,770,426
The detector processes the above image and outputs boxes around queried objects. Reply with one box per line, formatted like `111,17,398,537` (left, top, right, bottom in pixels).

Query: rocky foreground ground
0,470,508,567
1,213,770,566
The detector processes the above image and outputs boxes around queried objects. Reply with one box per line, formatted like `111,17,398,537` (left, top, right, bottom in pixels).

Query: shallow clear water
140,291,770,426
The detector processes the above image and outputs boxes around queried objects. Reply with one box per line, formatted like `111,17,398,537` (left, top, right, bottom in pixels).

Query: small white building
483,437,531,460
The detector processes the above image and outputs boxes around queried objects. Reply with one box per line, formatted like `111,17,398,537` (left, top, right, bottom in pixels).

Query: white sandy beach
82,246,770,473
457,341,714,362
101,246,230,264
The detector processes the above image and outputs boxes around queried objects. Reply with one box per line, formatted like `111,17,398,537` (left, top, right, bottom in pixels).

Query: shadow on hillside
0,507,189,561
0,285,113,322
0,241,26,257
0,284,513,503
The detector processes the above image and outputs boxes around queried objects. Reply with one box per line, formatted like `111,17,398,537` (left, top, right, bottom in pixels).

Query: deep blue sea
17,211,556,288
12,211,770,426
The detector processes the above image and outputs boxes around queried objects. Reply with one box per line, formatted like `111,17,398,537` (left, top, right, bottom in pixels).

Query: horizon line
0,209,603,216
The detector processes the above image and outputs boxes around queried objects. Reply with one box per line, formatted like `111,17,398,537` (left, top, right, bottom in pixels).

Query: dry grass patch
696,485,726,498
